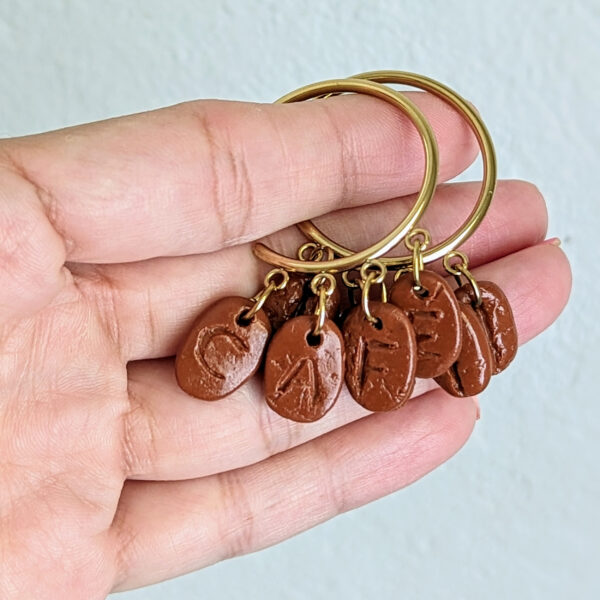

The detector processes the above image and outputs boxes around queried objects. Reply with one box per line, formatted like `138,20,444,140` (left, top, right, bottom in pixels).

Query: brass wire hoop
252,78,439,274
298,70,497,268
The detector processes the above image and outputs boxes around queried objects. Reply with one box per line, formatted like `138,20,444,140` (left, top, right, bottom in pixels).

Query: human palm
0,94,570,598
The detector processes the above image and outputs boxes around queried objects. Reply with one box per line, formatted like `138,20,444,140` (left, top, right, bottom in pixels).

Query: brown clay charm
262,273,307,330
175,296,271,400
390,270,462,378
343,301,417,411
455,281,518,374
435,302,493,397
304,279,342,322
264,315,344,422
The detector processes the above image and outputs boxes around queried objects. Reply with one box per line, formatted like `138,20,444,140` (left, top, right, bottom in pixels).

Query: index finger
0,92,477,264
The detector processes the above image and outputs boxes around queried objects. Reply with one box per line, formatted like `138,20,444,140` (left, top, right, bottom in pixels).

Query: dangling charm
175,269,288,400
342,261,417,411
264,273,345,422
262,243,341,329
445,251,518,375
389,229,462,378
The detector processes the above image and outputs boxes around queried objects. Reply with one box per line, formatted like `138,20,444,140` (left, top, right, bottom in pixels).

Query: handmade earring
299,70,518,400
175,77,439,418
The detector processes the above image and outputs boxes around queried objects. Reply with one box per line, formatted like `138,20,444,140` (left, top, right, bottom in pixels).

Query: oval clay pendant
175,296,271,400
390,270,462,378
264,315,344,422
343,301,417,411
455,280,518,374
434,302,493,397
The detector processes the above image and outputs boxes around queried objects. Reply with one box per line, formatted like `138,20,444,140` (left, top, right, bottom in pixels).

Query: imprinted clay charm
435,302,493,397
390,270,462,378
264,315,344,422
455,281,517,374
175,296,271,400
343,301,417,411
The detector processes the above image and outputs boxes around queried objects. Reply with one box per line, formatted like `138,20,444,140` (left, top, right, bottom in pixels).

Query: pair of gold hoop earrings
175,70,518,423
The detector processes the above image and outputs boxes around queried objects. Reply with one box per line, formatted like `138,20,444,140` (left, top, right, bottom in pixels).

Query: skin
0,92,571,598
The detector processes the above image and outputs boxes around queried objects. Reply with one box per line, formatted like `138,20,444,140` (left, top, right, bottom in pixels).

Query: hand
0,93,570,598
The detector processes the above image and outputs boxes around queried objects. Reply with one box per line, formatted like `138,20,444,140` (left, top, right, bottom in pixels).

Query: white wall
1,1,597,598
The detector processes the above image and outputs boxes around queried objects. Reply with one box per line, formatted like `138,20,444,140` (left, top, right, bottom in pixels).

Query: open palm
0,92,570,598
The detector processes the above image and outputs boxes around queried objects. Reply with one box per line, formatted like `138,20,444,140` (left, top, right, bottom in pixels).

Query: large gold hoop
252,77,439,274
298,71,497,268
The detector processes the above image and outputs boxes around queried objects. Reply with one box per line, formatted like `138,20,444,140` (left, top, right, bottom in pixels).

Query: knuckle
190,103,256,248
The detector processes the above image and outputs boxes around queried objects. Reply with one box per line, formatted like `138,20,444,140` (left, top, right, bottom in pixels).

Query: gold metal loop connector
299,70,497,268
310,272,336,336
253,77,439,273
243,268,289,321
405,230,428,292
297,242,334,262
443,250,482,306
404,228,431,251
360,260,388,323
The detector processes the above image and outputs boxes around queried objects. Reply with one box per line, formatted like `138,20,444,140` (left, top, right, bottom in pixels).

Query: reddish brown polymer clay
390,270,462,378
455,280,518,374
262,273,307,330
304,279,342,321
343,301,417,411
175,296,271,400
435,302,493,397
264,315,344,422
263,273,342,330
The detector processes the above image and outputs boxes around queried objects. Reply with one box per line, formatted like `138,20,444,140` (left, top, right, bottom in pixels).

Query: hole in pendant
413,285,429,298
306,332,323,347
371,318,383,330
236,313,253,327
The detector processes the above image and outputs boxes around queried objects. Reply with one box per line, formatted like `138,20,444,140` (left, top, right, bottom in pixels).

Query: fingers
0,166,68,321
111,388,477,591
119,243,570,482
83,179,547,362
1,92,477,264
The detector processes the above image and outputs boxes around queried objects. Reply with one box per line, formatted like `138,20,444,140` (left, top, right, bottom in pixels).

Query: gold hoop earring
175,77,441,422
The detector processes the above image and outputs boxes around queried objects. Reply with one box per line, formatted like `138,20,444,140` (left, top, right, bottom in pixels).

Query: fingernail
541,237,561,247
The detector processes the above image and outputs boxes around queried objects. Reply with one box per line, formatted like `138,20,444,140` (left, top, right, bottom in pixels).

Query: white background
1,1,597,598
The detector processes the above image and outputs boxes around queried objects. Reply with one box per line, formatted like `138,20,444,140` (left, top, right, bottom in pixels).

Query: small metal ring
405,228,431,251
443,250,469,276
312,286,329,336
359,259,387,285
310,272,336,297
411,241,425,291
457,264,482,307
342,269,361,289
264,268,290,291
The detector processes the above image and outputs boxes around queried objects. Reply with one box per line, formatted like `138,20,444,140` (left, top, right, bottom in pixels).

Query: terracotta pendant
435,302,493,397
343,301,417,411
264,315,345,422
390,270,462,378
455,280,518,374
175,296,271,400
